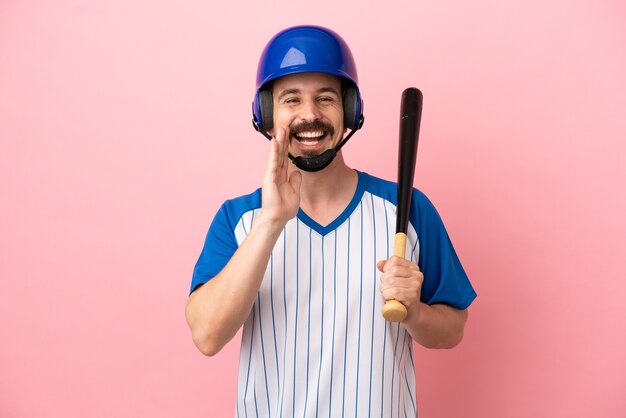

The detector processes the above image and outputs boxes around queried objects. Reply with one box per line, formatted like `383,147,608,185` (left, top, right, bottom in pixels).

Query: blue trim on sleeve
189,189,263,294
410,189,476,309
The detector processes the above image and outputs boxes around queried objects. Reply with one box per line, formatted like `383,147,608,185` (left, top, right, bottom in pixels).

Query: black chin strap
254,118,362,172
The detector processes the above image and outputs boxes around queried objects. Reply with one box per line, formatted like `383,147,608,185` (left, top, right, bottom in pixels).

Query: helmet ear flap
258,89,274,132
342,85,361,131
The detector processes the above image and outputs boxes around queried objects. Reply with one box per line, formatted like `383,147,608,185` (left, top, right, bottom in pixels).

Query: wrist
403,301,426,327
253,212,288,237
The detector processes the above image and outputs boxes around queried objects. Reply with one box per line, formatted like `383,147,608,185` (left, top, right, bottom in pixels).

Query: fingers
378,256,420,275
379,257,423,306
266,133,279,180
265,127,290,182
380,276,421,306
274,127,286,170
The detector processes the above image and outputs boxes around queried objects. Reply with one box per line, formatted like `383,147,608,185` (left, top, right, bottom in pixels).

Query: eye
317,96,335,103
283,97,300,105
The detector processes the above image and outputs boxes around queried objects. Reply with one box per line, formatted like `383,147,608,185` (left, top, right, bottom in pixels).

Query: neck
289,152,358,225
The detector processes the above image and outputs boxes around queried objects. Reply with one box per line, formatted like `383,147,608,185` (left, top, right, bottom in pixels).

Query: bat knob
382,300,408,322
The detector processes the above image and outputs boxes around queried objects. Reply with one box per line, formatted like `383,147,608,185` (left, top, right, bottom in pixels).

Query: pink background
2,0,625,417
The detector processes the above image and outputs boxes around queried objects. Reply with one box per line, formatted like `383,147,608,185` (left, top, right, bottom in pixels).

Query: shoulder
217,188,263,228
356,170,431,208
356,170,397,204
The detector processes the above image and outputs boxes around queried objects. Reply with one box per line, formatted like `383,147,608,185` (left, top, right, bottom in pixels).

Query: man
186,25,476,417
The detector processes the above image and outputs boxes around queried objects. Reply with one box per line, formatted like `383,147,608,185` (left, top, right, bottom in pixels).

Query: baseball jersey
191,170,476,418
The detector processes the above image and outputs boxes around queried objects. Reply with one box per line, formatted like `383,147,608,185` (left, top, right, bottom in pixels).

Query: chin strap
253,116,363,172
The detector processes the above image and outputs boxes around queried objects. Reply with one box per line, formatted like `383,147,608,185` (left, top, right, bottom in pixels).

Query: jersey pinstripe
191,171,476,417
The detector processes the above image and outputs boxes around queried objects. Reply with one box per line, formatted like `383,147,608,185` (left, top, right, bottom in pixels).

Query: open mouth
290,121,334,148
293,130,327,145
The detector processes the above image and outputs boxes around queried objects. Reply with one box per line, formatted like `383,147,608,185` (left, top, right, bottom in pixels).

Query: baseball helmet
252,25,364,133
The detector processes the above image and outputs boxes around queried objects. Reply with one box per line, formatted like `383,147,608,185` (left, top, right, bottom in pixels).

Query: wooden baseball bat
381,87,423,322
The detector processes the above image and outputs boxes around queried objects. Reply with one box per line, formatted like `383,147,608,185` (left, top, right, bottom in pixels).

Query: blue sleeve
411,190,476,309
189,203,239,294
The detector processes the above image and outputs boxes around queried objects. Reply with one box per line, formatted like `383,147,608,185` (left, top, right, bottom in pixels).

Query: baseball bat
382,87,423,322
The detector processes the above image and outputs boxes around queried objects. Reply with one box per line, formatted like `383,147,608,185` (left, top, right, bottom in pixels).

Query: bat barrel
395,88,423,235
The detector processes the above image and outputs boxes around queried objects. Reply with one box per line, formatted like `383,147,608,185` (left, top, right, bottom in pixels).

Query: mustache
290,121,334,137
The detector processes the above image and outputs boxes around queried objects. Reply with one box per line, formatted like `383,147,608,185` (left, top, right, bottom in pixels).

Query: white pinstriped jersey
191,171,476,418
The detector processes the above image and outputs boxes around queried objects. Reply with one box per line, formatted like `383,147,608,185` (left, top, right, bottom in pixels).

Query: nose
298,98,323,122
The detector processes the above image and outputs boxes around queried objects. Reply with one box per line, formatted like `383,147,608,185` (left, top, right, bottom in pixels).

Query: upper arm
410,190,477,309
189,203,239,294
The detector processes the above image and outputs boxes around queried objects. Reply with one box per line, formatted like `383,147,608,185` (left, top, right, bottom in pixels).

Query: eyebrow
319,87,340,96
277,88,300,101
276,86,341,101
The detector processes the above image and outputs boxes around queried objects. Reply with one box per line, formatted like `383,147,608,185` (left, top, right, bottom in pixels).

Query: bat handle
381,233,409,322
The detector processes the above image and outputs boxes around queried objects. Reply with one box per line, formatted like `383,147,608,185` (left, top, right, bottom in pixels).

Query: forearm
185,215,284,356
403,303,468,349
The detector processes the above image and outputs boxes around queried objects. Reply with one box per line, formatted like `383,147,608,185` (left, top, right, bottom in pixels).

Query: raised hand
261,127,302,225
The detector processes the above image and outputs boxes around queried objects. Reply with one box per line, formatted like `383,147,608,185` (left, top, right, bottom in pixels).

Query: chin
301,151,322,158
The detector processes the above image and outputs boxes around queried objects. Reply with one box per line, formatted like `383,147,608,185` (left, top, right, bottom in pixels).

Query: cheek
273,110,294,129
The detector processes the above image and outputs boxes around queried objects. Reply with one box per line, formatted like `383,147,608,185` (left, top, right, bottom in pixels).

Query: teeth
296,131,324,139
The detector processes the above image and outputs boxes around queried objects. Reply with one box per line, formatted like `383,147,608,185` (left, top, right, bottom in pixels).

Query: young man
186,25,476,417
